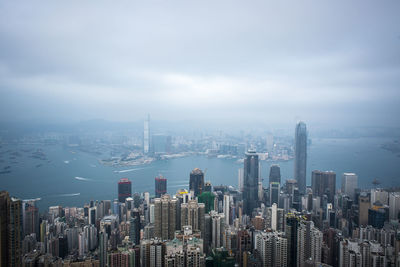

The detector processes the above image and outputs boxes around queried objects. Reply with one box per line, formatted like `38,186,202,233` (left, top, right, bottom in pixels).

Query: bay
0,137,399,211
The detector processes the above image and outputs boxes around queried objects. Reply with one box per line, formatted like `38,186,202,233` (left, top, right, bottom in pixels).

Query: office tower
189,168,204,197
198,191,215,213
238,168,244,191
155,175,167,198
210,211,225,249
358,193,370,227
311,170,336,204
389,192,400,220
130,208,141,245
223,194,230,225
255,231,288,267
243,150,259,216
286,216,299,267
143,114,150,154
341,173,358,200
294,121,307,195
99,231,108,267
180,200,205,236
118,178,132,203
269,164,281,184
154,194,179,240
270,182,280,206
297,220,322,267
0,192,22,267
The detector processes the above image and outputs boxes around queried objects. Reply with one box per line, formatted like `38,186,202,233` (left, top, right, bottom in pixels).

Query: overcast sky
0,0,399,128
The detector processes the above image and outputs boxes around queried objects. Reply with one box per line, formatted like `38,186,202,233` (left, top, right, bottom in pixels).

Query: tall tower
269,165,281,184
0,191,22,267
189,168,204,197
311,170,336,204
155,175,167,198
154,194,179,240
243,150,259,216
143,114,150,154
180,200,205,236
341,173,358,200
118,178,132,203
294,122,307,195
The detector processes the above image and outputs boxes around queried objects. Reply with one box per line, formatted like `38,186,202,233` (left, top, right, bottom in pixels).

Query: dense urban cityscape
1,120,400,267
1,1,400,267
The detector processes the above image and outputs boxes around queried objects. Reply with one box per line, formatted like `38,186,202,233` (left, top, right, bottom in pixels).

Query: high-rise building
155,175,167,198
266,133,274,152
358,193,370,227
223,195,230,225
130,208,141,245
0,191,22,267
143,114,150,154
389,192,400,220
269,165,281,184
24,201,39,240
210,211,225,249
286,216,299,267
198,191,215,213
294,122,307,195
140,238,166,267
99,231,108,267
189,168,204,197
311,170,336,204
370,188,388,205
270,182,280,206
238,168,244,192
255,231,288,267
154,194,179,240
180,200,205,237
341,173,358,200
297,220,322,267
265,203,285,232
118,178,132,203
243,150,259,216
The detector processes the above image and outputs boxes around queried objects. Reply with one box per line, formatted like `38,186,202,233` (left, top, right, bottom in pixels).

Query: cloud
0,0,399,127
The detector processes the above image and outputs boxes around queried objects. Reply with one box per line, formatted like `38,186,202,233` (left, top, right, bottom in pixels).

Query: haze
0,0,399,129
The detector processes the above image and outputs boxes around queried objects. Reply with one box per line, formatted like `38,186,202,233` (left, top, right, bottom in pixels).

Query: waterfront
0,137,399,211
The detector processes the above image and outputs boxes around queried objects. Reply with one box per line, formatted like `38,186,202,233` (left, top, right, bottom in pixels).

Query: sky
0,0,399,129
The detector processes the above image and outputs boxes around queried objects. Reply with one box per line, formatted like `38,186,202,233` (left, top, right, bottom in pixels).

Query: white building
341,173,358,200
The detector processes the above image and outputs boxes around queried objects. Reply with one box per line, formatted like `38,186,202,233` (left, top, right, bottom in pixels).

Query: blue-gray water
1,137,399,211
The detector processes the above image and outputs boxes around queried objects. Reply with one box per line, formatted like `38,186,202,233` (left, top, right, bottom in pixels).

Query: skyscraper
118,178,132,203
155,175,167,198
143,114,150,154
243,150,259,216
311,170,336,204
294,122,307,195
341,173,358,200
189,168,204,197
269,164,281,184
154,194,179,240
297,220,322,267
180,199,205,236
255,231,288,267
0,191,22,267
269,182,280,206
